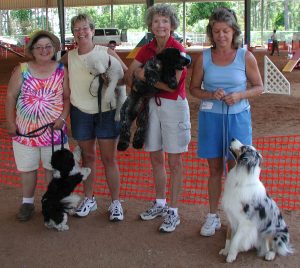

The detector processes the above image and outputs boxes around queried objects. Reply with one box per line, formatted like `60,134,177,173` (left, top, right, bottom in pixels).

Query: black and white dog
117,47,191,151
220,139,293,262
42,146,91,231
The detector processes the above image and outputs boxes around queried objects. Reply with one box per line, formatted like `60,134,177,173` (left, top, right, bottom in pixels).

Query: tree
11,9,33,34
284,0,289,30
113,5,146,30
188,2,232,26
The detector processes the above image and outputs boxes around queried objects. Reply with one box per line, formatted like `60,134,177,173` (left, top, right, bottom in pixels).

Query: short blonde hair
206,7,241,49
70,13,95,35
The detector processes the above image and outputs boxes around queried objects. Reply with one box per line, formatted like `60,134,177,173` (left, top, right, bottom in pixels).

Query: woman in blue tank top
189,7,263,237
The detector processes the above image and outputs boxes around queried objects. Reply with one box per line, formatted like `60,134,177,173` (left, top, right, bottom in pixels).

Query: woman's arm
5,65,22,136
189,54,225,100
107,48,128,86
244,51,264,97
53,67,71,130
133,67,183,93
124,59,143,90
108,48,128,72
60,51,68,67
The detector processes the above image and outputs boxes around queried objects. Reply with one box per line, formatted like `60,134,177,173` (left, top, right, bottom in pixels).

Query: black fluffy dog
41,146,91,231
117,48,191,151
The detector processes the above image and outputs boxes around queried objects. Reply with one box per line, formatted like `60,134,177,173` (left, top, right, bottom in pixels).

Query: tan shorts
12,141,69,172
144,97,191,154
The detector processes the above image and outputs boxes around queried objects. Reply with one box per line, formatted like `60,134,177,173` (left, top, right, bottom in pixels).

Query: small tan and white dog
220,139,293,262
85,50,126,121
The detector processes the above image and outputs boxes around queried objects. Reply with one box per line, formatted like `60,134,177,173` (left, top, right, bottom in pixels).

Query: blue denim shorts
70,105,120,140
197,109,252,159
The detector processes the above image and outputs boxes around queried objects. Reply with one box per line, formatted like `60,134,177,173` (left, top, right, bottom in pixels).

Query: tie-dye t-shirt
13,62,66,147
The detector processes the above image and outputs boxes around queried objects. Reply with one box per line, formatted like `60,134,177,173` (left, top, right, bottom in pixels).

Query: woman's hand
222,92,241,106
212,88,226,100
53,117,66,130
134,67,145,81
124,59,143,90
101,73,109,86
7,122,17,137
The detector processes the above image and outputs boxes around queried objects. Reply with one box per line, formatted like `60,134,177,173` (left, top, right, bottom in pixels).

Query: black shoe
16,203,35,222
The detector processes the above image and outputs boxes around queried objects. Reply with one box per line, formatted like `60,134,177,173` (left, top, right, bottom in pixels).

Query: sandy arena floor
0,50,299,267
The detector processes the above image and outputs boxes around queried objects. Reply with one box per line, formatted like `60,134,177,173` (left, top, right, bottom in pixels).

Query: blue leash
222,102,230,177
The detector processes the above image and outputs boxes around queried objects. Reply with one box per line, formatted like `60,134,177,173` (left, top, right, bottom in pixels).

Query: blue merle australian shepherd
220,139,293,262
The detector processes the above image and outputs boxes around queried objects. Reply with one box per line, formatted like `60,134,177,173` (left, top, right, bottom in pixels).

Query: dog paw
132,138,144,150
44,222,54,229
265,251,276,261
53,170,60,179
168,79,178,89
66,208,76,216
73,145,82,162
56,224,69,231
219,248,228,256
226,253,237,263
117,140,129,151
114,112,121,122
81,167,91,181
62,224,69,231
104,89,116,105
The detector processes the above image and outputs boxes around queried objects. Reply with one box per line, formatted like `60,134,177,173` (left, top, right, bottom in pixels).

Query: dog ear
229,147,237,160
180,52,192,66
257,151,263,167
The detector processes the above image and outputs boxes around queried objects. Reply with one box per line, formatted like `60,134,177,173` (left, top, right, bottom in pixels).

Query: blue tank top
200,48,250,114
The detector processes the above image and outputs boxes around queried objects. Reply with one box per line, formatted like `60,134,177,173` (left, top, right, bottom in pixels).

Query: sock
208,213,217,217
23,197,34,204
156,198,166,207
169,207,178,216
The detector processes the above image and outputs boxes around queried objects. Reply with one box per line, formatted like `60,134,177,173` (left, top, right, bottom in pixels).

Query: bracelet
59,116,66,124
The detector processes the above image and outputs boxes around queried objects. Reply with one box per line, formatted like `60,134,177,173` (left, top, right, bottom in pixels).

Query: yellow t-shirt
68,45,116,114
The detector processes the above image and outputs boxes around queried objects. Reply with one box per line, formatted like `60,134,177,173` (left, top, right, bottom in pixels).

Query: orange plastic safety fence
0,86,299,210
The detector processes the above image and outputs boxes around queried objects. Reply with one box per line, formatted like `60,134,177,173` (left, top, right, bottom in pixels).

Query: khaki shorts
12,141,69,172
144,97,191,154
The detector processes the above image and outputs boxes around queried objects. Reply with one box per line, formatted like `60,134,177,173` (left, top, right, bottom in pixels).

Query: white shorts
12,141,69,172
144,97,191,154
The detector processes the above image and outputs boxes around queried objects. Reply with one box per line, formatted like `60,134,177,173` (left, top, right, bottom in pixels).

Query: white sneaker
159,210,180,233
75,196,97,217
140,201,168,221
200,213,221,236
108,200,124,221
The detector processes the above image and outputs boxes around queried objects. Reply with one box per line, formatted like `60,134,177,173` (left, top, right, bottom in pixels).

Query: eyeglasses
73,26,90,33
33,45,53,51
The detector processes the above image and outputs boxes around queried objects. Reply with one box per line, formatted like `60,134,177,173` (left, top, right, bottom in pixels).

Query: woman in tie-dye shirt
5,30,70,222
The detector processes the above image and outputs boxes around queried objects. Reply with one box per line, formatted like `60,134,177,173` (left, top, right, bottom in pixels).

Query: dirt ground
0,50,299,267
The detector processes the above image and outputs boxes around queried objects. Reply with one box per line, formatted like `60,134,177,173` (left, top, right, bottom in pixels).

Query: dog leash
222,102,230,177
16,123,64,154
88,56,112,121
